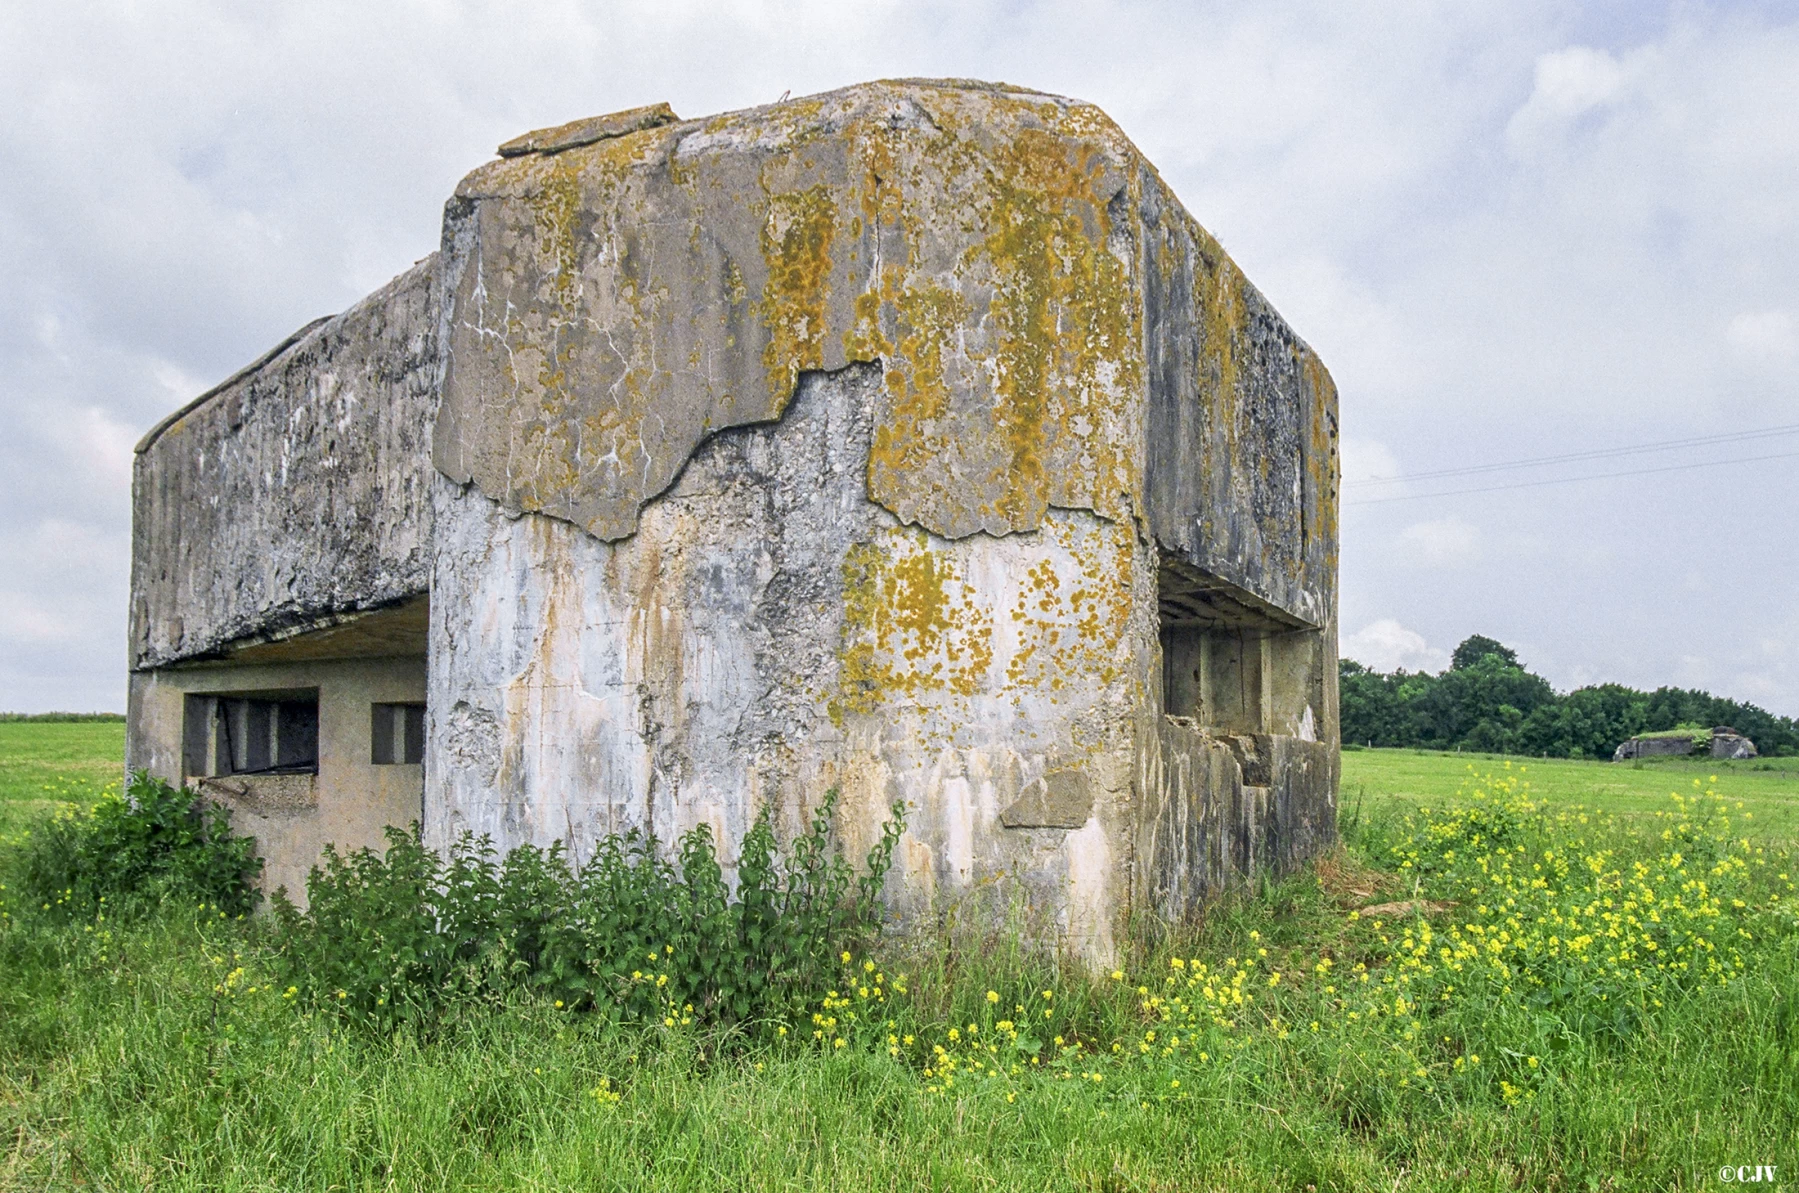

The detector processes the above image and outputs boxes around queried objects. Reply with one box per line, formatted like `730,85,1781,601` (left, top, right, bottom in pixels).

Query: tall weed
9,772,260,921
276,789,906,1034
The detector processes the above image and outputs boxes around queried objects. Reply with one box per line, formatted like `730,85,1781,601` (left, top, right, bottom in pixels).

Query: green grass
3,732,1796,1190
5,916,1790,1191
1343,746,1799,841
0,722,124,837
0,713,125,723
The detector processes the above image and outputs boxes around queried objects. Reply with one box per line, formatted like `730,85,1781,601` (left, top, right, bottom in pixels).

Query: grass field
2,727,1796,1190
1342,747,1799,839
0,722,124,835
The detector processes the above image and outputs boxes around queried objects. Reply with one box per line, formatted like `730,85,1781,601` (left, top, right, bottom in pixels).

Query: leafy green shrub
276,789,905,1033
14,771,261,919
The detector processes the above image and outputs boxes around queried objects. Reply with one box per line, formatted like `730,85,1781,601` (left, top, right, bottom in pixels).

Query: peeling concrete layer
130,258,440,669
435,77,1334,631
497,102,680,157
435,78,1147,546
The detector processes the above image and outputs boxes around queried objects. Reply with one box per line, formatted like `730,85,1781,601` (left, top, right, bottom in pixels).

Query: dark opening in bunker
1157,559,1324,739
371,702,426,765
182,690,320,777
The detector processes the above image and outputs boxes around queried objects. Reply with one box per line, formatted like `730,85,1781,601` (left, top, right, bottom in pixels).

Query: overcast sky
2,0,1795,717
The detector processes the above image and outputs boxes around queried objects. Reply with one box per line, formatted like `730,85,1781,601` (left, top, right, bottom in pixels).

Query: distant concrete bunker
127,80,1341,961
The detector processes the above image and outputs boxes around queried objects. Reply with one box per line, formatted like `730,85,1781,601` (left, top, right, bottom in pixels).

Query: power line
1347,422,1799,487
1344,448,1799,507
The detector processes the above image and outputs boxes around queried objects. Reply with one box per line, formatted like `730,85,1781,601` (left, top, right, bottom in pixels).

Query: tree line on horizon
1339,635,1799,759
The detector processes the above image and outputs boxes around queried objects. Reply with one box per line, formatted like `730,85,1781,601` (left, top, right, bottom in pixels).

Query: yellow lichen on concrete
1193,225,1245,434
758,184,838,403
1001,515,1137,698
829,530,996,724
1172,218,1259,565
980,130,1137,528
862,278,966,476
530,156,585,310
854,94,1145,539
826,506,1139,741
476,131,681,519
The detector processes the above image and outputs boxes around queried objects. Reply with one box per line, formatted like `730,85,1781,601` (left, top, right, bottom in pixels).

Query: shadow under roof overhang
1156,559,1317,632
161,594,430,668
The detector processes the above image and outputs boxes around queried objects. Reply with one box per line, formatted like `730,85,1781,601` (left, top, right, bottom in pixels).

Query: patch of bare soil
1356,899,1454,919
1313,846,1399,908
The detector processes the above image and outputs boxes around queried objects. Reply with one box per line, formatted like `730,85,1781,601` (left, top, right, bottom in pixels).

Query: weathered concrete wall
127,654,427,902
1136,719,1335,922
1613,733,1704,761
429,363,1156,957
433,78,1331,630
130,257,439,669
1140,177,1339,630
1712,732,1757,760
1612,730,1758,761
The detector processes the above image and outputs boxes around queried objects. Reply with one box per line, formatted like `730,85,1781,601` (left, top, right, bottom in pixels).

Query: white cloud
0,515,129,712
1342,619,1450,675
1673,654,1716,691
1727,309,1799,361
1339,436,1402,488
150,357,209,404
1505,45,1633,154
39,406,139,494
0,590,83,645
1725,671,1783,707
1268,256,1423,400
1399,517,1481,567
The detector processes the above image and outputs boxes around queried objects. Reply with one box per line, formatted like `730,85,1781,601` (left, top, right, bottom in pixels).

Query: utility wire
1344,448,1799,507
1348,422,1799,487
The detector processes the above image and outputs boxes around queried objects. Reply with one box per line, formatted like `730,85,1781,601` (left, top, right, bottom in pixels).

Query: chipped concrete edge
133,315,335,456
497,102,681,158
135,255,442,459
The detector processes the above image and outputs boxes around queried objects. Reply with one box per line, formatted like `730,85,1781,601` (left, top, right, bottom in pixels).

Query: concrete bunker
127,79,1340,963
